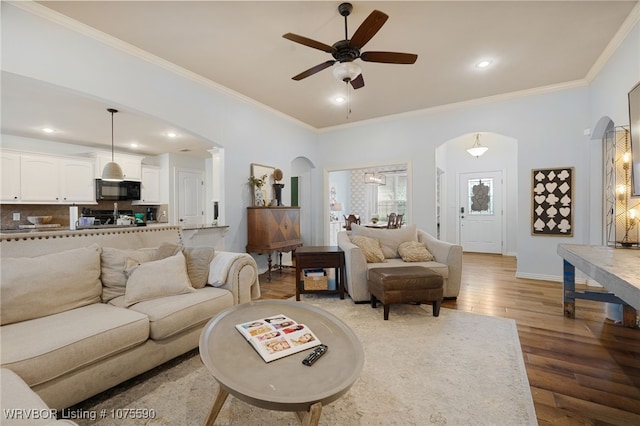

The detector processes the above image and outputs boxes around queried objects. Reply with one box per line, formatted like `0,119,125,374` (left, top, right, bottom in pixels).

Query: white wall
587,22,640,246
317,87,593,280
1,3,318,254
3,3,638,282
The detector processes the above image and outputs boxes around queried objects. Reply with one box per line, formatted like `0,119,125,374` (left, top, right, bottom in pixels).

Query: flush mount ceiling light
467,133,489,158
101,108,124,182
475,59,492,69
166,132,178,138
364,172,386,185
41,127,55,133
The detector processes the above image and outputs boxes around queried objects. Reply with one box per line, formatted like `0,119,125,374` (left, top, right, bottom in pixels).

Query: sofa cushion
0,304,149,387
182,246,216,289
398,241,434,262
351,224,418,258
350,235,386,263
124,251,196,307
100,243,180,303
110,287,233,340
0,244,102,326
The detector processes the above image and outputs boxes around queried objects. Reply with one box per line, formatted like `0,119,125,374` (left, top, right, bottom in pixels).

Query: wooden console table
558,244,639,327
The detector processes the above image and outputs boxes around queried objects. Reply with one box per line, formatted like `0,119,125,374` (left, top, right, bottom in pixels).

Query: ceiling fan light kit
333,62,362,83
102,108,125,182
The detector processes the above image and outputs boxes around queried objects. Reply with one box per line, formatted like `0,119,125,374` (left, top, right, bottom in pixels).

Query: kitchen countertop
0,223,226,237
181,224,229,230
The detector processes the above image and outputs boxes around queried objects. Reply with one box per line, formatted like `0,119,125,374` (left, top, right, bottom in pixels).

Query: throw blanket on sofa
209,252,261,300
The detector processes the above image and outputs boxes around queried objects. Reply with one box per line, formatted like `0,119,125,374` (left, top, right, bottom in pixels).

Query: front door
176,168,204,226
459,171,503,254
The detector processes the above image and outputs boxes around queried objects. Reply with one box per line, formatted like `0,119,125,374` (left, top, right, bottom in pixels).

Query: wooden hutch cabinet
247,207,302,281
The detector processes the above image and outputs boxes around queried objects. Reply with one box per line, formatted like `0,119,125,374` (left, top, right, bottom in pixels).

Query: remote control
302,344,328,366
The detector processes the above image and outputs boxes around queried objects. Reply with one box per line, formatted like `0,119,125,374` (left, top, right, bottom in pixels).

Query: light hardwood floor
258,252,640,425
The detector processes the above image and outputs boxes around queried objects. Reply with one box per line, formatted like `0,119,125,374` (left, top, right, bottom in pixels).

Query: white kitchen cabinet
60,158,95,202
1,151,21,202
133,165,161,204
93,152,143,181
20,154,60,202
19,154,95,203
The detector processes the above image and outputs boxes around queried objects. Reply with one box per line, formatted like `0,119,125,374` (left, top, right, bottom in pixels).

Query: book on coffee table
235,314,321,363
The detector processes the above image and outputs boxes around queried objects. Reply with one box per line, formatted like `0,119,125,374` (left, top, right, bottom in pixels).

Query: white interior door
176,168,204,226
459,171,503,253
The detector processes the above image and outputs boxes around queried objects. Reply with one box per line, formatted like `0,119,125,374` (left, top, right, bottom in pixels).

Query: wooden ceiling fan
283,2,418,89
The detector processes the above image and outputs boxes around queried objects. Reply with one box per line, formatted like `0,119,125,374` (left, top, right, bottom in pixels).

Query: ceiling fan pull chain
346,81,352,119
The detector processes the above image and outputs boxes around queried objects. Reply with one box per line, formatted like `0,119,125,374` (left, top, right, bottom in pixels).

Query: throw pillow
398,241,435,262
124,251,195,307
350,235,386,263
351,224,417,259
1,244,102,326
182,246,216,289
100,244,181,302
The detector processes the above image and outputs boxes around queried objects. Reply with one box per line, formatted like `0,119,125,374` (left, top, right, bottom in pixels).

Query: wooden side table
294,246,345,301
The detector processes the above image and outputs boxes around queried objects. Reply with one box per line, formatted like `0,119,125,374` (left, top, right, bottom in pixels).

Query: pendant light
102,108,124,181
467,133,489,158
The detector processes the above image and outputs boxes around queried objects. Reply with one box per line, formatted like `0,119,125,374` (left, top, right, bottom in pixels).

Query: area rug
69,296,537,425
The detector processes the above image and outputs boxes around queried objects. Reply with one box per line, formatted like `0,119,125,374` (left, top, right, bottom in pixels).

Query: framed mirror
250,163,275,205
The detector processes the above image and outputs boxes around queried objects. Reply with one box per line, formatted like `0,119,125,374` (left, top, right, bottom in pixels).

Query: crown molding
9,1,318,133
319,79,588,133
585,1,640,83
10,1,638,135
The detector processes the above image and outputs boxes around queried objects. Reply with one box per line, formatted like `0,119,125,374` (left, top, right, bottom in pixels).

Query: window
377,173,407,221
467,178,493,215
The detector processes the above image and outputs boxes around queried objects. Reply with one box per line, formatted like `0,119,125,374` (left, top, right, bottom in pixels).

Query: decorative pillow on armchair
350,235,386,263
398,241,435,262
123,251,195,307
351,224,417,258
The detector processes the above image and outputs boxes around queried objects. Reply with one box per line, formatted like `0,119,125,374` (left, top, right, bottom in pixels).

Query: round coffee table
199,300,364,426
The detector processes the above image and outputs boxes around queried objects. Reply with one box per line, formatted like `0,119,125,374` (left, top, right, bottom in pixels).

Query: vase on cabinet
254,186,265,206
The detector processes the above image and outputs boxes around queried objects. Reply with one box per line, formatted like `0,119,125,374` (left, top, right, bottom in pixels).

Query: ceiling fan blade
283,33,335,53
361,51,418,64
350,73,365,89
292,60,336,81
349,10,388,49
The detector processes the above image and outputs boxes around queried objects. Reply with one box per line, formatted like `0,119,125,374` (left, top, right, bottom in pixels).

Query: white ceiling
2,1,638,157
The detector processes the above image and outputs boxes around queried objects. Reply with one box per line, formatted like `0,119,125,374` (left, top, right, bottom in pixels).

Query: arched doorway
436,132,518,255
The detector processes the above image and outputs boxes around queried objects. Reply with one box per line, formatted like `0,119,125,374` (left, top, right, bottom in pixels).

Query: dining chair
387,213,403,229
386,213,397,229
344,214,361,230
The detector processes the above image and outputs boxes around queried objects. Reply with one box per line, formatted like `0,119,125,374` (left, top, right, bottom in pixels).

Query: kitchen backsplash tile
1,201,159,229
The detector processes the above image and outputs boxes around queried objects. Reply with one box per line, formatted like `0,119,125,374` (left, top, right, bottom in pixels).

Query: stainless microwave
95,179,141,201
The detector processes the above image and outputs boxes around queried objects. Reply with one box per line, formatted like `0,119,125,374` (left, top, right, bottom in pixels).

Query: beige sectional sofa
0,226,259,414
337,224,463,302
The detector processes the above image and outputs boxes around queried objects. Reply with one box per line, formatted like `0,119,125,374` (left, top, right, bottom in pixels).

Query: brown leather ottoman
368,266,444,320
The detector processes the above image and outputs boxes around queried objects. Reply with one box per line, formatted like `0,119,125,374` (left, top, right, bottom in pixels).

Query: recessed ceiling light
42,127,55,133
334,96,346,104
475,60,492,69
166,132,177,138
130,142,139,148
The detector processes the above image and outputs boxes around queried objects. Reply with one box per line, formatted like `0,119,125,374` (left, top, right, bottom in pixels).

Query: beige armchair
337,225,462,302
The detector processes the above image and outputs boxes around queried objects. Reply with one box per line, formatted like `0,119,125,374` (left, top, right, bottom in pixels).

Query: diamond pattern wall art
531,167,574,236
